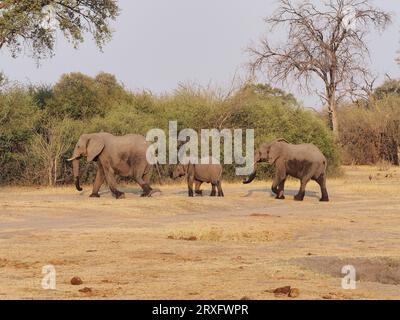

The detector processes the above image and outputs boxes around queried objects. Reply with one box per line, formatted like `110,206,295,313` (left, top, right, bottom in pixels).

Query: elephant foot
275,195,285,200
112,190,125,199
89,193,100,198
210,192,216,197
320,197,330,202
115,191,125,199
294,193,304,201
110,187,125,199
218,193,224,197
188,190,194,197
195,190,203,196
140,184,154,197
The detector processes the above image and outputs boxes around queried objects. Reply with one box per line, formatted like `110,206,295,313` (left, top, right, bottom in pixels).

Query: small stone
70,277,83,285
289,288,300,298
273,286,291,296
240,296,251,300
78,287,92,293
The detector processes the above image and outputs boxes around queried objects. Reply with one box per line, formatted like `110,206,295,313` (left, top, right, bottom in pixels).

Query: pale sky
0,0,399,107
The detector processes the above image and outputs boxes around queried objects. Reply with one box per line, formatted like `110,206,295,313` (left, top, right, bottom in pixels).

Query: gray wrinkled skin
243,139,329,202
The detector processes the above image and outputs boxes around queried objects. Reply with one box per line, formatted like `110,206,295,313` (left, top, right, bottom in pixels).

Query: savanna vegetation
0,0,399,187
0,72,341,185
339,79,400,166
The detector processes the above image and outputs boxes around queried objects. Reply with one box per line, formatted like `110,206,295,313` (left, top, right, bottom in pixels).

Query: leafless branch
248,0,391,133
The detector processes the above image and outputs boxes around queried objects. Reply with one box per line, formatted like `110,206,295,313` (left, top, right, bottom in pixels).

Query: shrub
0,87,38,184
339,82,400,166
0,74,341,185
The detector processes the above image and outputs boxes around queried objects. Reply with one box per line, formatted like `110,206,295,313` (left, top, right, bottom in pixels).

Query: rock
289,288,300,298
273,286,291,296
70,276,83,285
240,296,251,300
79,287,92,293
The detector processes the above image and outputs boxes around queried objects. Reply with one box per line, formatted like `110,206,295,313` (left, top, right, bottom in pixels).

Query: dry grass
0,166,399,300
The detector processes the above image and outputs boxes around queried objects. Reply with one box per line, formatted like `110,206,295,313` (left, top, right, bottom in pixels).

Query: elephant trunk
72,159,83,191
242,154,260,184
243,169,257,184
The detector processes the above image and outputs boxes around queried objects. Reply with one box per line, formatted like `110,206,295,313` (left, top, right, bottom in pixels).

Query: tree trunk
389,138,399,166
48,159,53,186
54,157,57,185
327,93,339,138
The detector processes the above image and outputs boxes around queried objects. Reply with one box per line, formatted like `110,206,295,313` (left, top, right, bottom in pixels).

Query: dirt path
0,166,399,299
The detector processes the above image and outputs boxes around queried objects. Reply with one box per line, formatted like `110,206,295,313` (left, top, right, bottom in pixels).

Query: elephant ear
269,142,284,164
87,136,105,162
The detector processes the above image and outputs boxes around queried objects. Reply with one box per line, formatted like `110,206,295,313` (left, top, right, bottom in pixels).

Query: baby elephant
170,161,224,197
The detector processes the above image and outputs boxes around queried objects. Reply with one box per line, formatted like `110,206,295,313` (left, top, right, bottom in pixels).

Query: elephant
67,132,158,199
243,139,329,202
170,160,224,197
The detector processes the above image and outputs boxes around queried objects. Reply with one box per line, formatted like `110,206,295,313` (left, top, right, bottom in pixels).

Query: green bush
0,87,38,184
0,73,341,185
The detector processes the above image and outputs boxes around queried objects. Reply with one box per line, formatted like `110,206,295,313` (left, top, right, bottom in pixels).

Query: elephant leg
194,180,203,196
90,165,105,198
187,176,194,197
272,168,286,199
276,179,286,200
217,181,224,197
210,183,217,197
104,166,125,199
137,177,153,197
316,174,329,202
271,181,279,195
136,167,155,197
132,162,157,197
294,177,310,201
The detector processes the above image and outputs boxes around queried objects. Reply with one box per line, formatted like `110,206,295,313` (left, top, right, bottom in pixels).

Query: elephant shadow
243,188,320,199
174,190,212,196
98,187,149,196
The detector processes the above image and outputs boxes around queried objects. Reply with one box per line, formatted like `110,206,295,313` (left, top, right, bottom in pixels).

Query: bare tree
249,0,391,136
30,119,77,186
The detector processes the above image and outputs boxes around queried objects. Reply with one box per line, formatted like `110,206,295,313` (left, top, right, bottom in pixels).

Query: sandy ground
0,165,399,300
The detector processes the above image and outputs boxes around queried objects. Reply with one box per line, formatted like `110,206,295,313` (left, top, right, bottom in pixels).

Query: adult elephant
67,132,157,199
243,139,329,202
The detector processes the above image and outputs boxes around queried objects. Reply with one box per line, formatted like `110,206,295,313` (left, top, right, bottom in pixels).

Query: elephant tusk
67,156,81,161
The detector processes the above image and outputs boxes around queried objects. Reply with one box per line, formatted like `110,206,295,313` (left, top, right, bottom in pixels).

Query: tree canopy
0,0,119,59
